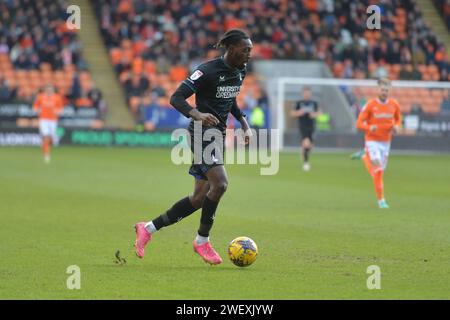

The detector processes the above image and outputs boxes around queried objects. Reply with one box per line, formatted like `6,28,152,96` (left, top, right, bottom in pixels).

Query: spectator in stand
124,73,150,101
93,0,449,83
441,90,450,114
124,73,150,118
410,103,424,116
69,72,82,101
411,64,423,80
75,90,93,109
140,93,162,131
435,0,450,29
0,77,17,103
0,0,101,110
399,64,422,80
88,87,108,120
399,64,412,80
88,0,450,127
440,68,449,82
0,36,9,54
244,90,258,110
14,52,32,69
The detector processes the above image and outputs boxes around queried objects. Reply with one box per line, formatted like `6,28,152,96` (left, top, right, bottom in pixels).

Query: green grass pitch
0,147,449,299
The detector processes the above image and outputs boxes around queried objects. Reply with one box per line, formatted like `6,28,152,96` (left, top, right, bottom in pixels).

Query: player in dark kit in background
134,29,253,265
290,87,322,171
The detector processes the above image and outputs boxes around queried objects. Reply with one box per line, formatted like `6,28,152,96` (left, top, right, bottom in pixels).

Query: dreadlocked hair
214,29,250,49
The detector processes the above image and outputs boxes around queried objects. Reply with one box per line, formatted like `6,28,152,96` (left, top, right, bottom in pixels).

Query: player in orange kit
33,85,64,163
356,78,401,209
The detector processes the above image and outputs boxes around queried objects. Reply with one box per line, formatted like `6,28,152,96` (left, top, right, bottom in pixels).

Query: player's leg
197,165,227,238
298,126,304,165
362,148,374,177
365,142,388,208
350,149,365,160
134,179,208,258
51,120,59,147
147,179,209,233
43,136,51,162
39,120,51,163
45,120,58,161
302,136,312,171
193,165,228,265
376,142,391,208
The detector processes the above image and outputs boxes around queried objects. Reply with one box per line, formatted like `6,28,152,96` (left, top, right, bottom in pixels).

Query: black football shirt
182,56,246,133
294,100,318,129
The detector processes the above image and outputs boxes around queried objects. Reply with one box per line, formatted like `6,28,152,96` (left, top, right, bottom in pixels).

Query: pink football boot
134,222,152,258
193,241,223,265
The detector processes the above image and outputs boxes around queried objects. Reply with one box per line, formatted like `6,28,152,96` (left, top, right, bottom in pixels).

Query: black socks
197,196,219,237
303,148,310,163
152,196,197,230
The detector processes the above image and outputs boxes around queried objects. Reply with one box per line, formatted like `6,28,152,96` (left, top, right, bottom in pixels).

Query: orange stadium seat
133,40,145,57
169,65,188,82
110,48,122,66
132,57,144,74
144,61,157,75
39,62,52,72
119,71,130,84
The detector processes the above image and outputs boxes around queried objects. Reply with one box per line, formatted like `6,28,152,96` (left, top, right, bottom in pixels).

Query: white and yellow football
228,236,258,267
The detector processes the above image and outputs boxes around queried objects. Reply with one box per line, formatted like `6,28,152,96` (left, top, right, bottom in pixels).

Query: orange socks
373,169,384,201
42,137,51,157
363,152,374,178
363,152,384,200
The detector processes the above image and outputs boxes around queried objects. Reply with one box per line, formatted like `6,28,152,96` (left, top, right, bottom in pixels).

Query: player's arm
231,98,251,145
290,102,304,117
310,102,322,119
356,103,371,132
170,82,218,126
32,95,41,114
393,101,402,134
171,68,219,126
56,95,64,116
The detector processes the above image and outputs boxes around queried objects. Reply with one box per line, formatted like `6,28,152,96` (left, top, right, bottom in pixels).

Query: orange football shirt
33,93,64,121
356,98,402,142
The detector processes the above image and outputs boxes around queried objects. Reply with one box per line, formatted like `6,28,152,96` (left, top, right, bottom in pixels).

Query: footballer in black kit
133,29,253,265
291,87,322,171
182,55,247,180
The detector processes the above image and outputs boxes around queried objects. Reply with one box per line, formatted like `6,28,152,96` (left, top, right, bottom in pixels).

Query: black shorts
188,130,225,180
300,126,315,142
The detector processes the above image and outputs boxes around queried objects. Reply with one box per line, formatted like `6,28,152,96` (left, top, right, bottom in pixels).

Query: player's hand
369,125,377,132
392,125,400,134
191,109,219,127
290,110,303,117
244,129,253,145
200,113,219,126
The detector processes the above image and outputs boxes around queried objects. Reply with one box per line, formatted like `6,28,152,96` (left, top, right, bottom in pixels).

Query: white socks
145,221,157,234
195,234,209,245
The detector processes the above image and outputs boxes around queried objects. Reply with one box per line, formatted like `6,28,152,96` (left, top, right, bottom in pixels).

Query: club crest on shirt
190,70,204,81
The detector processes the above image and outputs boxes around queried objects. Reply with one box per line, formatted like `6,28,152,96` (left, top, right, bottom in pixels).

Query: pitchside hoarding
0,128,178,147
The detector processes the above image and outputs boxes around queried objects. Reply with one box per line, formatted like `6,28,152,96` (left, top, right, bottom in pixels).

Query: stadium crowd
93,0,449,124
0,0,106,119
1,0,449,128
433,0,450,30
95,0,449,79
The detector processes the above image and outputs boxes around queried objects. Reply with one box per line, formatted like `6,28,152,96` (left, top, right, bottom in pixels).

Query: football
227,236,258,267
